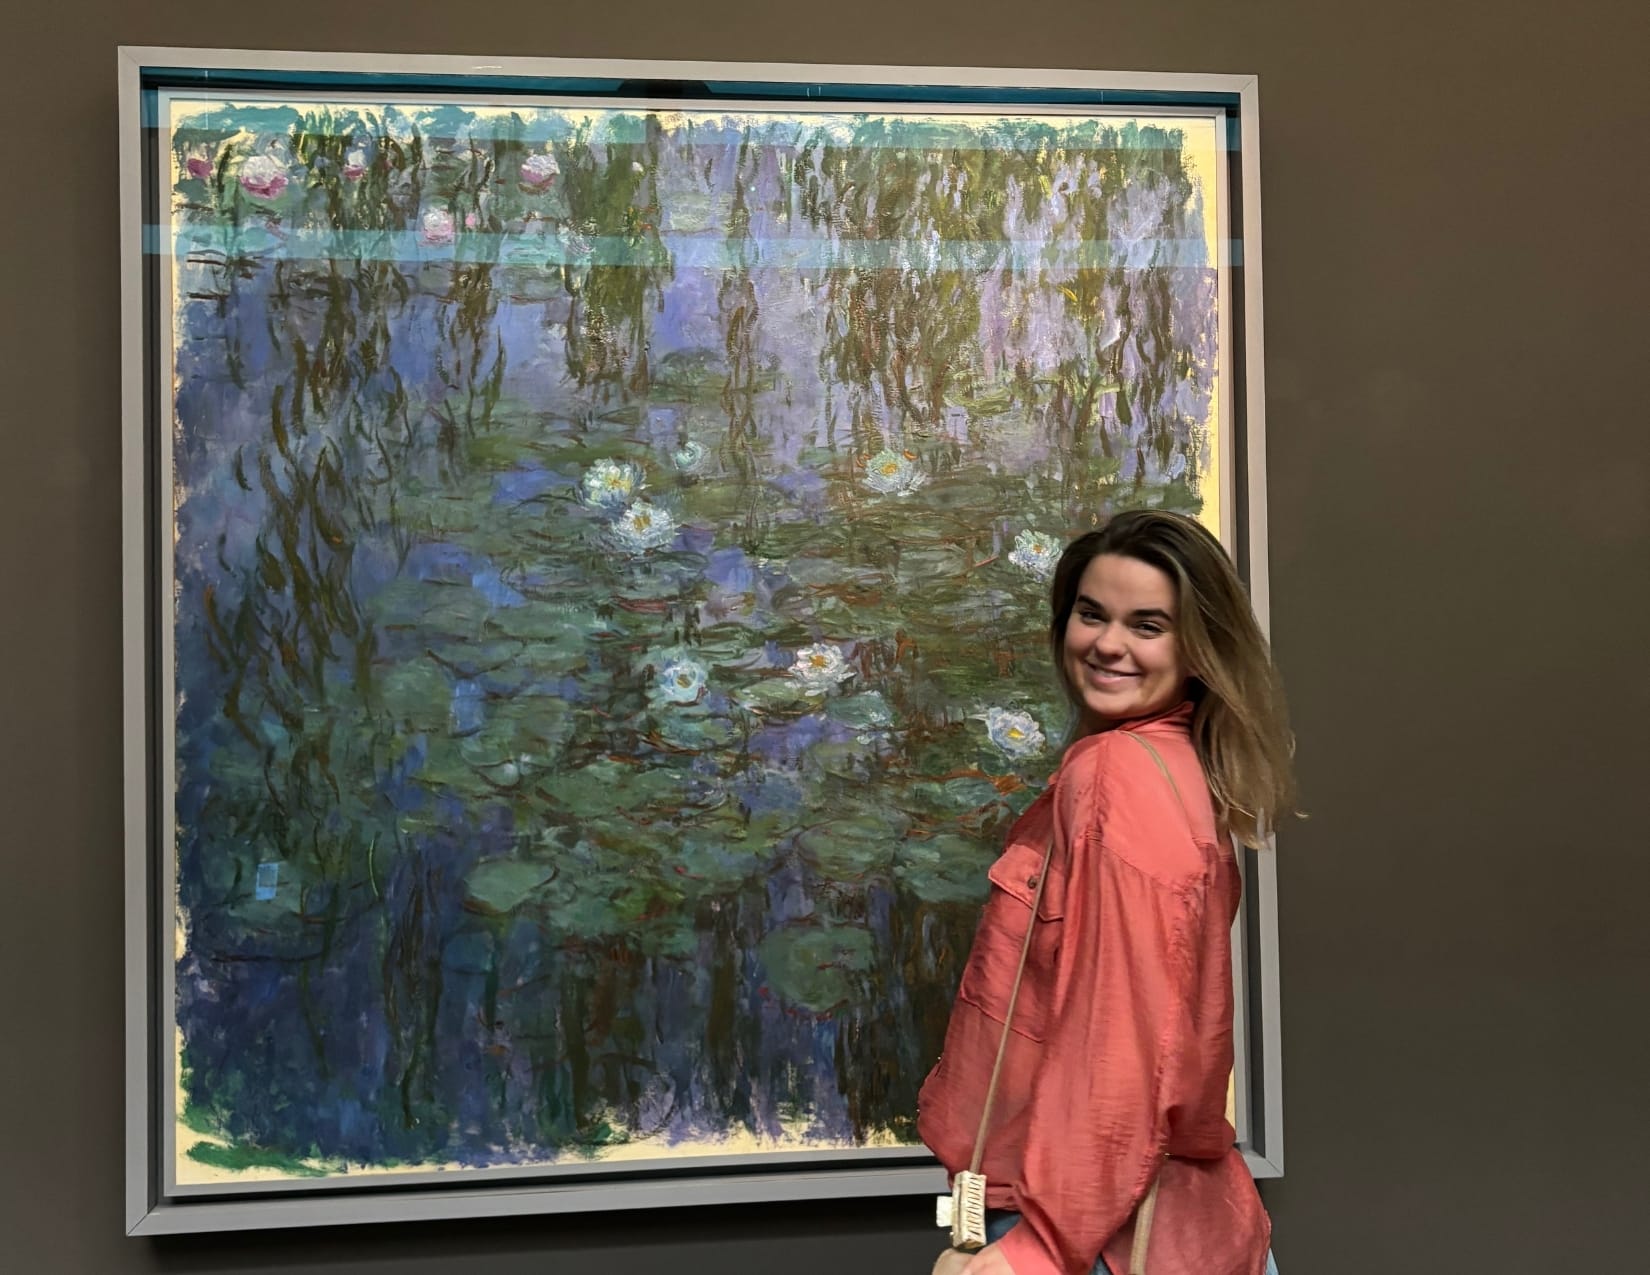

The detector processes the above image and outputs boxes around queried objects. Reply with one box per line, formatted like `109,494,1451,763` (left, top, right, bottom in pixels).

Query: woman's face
1061,553,1190,731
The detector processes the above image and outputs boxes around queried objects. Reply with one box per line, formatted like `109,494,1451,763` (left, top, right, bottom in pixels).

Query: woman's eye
1134,623,1163,636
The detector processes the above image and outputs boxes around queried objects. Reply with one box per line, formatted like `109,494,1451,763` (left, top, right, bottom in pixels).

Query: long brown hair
1049,510,1297,847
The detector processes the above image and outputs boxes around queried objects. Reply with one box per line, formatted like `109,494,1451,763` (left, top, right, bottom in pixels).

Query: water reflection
166,102,1219,1174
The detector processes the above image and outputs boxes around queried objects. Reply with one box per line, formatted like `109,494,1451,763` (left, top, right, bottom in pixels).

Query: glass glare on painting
162,92,1223,1186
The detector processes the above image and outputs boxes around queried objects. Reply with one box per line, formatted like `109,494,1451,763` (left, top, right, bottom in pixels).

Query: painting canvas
155,86,1227,1192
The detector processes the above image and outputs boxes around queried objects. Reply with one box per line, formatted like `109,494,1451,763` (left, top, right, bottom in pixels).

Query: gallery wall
3,1,1645,1272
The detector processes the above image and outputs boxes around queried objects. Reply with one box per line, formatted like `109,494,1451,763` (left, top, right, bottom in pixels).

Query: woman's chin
1081,688,1162,726
1079,699,1129,729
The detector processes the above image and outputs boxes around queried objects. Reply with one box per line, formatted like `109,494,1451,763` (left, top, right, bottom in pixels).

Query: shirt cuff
993,1218,1065,1275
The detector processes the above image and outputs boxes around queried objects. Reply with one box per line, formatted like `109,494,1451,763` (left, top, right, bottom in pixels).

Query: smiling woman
919,510,1296,1275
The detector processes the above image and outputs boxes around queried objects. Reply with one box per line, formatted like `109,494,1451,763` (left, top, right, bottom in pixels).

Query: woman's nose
1093,622,1127,658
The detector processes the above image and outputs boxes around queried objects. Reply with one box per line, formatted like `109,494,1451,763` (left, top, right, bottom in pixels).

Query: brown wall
3,2,1646,1271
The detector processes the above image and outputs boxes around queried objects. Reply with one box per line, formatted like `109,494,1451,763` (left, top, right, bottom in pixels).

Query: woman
918,511,1294,1275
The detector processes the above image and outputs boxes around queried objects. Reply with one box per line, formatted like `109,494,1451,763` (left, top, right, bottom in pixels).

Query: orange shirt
916,704,1271,1275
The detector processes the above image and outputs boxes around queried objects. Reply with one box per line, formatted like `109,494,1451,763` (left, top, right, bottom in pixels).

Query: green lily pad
653,712,737,750
535,859,635,941
894,833,996,905
660,835,758,893
826,691,894,729
465,858,557,914
905,777,1005,818
758,923,874,1012
734,677,817,713
800,738,879,781
794,809,909,878
492,603,610,645
372,659,451,725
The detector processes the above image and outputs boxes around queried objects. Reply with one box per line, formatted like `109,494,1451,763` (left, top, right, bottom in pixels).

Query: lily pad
826,691,894,730
653,712,737,751
894,833,996,905
493,603,610,645
794,809,910,878
758,923,874,1013
372,659,451,724
734,677,817,713
465,858,557,914
800,738,878,782
906,776,1005,816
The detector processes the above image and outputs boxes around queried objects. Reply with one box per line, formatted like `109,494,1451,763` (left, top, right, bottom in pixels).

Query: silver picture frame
120,45,1281,1235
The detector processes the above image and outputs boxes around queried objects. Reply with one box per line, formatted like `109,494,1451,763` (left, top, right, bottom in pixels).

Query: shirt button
1027,874,1041,888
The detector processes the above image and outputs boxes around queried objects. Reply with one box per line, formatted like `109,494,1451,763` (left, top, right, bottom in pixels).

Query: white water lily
983,707,1046,759
789,643,856,693
862,449,926,496
582,459,644,509
491,754,533,786
672,440,707,473
611,501,677,553
1008,529,1062,581
656,658,709,705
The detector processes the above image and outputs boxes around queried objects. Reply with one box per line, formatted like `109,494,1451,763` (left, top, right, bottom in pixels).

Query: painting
125,53,1271,1230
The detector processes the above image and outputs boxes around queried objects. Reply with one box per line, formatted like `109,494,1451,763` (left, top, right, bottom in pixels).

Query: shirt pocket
955,841,1066,1042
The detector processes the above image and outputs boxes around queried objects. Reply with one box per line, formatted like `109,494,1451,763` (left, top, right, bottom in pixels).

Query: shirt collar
1116,700,1195,736
1054,700,1194,777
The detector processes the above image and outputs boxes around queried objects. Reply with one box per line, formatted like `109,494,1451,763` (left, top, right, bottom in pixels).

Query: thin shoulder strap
1121,730,1187,817
967,828,1055,1174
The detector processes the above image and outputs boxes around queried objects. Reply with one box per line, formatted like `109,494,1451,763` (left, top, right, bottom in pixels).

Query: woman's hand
961,1242,1017,1275
930,1248,976,1275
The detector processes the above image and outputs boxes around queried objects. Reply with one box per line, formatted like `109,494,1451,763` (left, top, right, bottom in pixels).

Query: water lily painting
156,87,1227,1192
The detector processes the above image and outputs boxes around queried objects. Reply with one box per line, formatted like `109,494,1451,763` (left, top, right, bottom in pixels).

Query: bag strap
967,827,1056,1174
1119,730,1191,1275
1122,730,1185,814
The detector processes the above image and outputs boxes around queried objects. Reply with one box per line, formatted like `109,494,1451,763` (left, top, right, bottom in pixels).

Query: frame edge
119,42,157,1236
108,46,1261,95
1235,73,1285,1177
129,1164,949,1235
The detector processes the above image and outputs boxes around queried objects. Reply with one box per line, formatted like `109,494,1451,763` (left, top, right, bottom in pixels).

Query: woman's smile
1078,664,1139,688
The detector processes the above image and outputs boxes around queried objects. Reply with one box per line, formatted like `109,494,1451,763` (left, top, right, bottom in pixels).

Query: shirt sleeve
994,744,1209,1275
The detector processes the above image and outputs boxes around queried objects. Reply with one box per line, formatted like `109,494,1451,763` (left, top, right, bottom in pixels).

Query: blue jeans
985,1211,1280,1274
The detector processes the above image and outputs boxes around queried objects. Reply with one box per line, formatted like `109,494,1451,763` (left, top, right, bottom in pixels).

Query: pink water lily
420,208,456,246
342,148,368,180
185,157,213,181
520,152,559,191
238,155,288,201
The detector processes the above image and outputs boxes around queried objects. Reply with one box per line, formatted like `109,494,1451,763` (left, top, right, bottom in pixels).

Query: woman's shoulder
1054,729,1159,791
1056,731,1209,887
